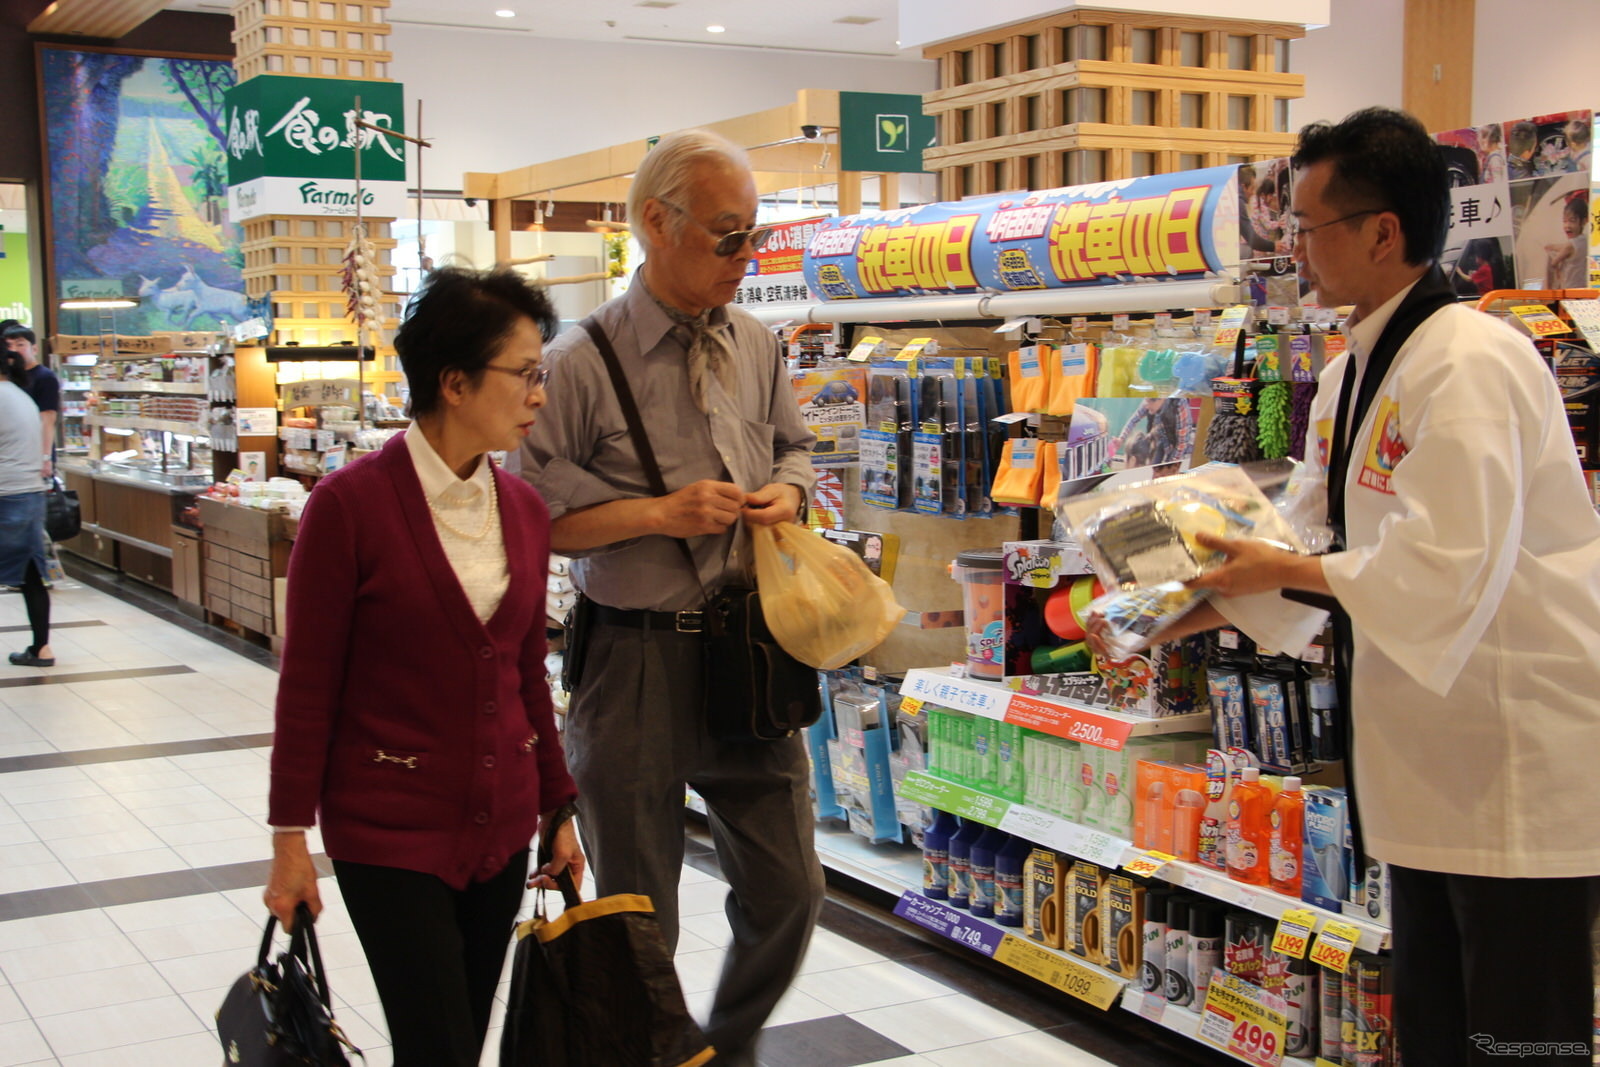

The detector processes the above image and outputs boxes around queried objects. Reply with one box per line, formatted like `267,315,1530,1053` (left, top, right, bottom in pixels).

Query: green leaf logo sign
877,114,909,152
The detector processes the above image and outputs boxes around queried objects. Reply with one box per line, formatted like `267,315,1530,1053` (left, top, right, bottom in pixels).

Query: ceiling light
706,24,725,33
495,8,515,16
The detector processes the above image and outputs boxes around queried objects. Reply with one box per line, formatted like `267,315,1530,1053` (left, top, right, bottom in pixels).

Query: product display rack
897,768,1391,952
1118,986,1318,1067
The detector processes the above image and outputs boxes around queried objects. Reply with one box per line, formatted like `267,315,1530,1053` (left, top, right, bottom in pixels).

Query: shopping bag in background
500,810,714,1067
751,524,905,670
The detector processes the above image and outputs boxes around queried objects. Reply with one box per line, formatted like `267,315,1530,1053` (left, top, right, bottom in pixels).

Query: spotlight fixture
495,9,516,17
706,24,725,33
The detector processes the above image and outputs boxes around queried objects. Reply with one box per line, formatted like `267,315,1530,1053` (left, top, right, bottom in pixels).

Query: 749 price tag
1309,919,1361,973
1270,909,1318,960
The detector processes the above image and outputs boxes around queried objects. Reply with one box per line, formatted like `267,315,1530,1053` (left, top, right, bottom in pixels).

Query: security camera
801,125,820,140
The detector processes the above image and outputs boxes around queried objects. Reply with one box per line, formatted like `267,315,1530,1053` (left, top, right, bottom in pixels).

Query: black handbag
580,318,821,743
45,477,80,543
500,808,715,1067
216,904,361,1066
703,586,824,742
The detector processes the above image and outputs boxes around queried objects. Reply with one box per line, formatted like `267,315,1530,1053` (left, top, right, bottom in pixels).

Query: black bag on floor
216,904,361,1066
500,809,714,1067
45,477,80,543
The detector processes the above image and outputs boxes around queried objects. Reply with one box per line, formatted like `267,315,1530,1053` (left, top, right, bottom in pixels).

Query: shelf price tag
994,934,1123,1009
898,772,1011,827
1197,970,1288,1066
1214,305,1251,345
1004,695,1136,751
1111,314,1131,331
846,335,885,362
1122,850,1177,879
899,697,924,717
894,891,1007,958
1562,299,1600,349
896,336,938,362
1510,304,1571,337
1309,919,1361,973
1270,909,1318,960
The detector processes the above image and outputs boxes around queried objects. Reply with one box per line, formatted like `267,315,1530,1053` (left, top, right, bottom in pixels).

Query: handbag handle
536,805,585,911
258,903,335,1010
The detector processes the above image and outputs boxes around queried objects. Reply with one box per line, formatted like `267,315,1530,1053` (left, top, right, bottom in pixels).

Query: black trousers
21,560,48,651
1391,863,1600,1066
333,850,528,1067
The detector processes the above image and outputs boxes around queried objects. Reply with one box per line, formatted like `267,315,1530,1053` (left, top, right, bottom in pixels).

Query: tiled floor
0,564,1228,1066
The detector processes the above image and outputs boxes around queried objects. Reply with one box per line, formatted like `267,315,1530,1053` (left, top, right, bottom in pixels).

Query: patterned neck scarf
644,282,736,414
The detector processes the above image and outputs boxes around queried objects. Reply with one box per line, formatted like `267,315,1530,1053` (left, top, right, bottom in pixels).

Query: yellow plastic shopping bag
751,524,906,670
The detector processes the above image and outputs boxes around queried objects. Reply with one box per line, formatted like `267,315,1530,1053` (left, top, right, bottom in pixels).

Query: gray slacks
567,617,825,1065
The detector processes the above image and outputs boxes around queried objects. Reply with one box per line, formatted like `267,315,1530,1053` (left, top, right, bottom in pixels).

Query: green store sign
839,91,937,174
224,75,406,186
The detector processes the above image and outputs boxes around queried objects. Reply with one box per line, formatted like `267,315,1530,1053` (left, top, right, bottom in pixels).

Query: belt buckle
675,610,704,633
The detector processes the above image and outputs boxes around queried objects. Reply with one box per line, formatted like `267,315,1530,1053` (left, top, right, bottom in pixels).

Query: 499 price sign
1197,971,1287,1067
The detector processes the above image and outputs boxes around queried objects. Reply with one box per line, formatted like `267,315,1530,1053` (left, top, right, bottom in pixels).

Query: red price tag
1004,695,1136,750
1123,850,1177,879
1229,1019,1282,1066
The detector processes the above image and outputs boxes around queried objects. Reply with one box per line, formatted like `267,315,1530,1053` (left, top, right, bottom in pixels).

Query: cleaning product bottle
948,817,984,909
1164,896,1194,1007
969,826,1008,919
1188,903,1225,1003
1269,776,1306,896
1227,767,1271,886
1140,889,1170,995
923,810,961,900
994,833,1031,927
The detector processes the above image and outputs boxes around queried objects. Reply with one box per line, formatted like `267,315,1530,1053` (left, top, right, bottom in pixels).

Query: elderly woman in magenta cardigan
263,267,583,1067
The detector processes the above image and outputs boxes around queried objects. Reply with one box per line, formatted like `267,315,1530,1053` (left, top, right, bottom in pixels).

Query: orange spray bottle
1226,767,1271,886
1269,776,1305,896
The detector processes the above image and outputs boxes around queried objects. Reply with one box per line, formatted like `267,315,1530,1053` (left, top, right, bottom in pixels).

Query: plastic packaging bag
752,524,906,670
1059,465,1309,658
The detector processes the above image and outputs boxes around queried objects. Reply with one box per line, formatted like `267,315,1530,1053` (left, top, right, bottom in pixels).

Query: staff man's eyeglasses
1288,209,1383,244
657,199,774,257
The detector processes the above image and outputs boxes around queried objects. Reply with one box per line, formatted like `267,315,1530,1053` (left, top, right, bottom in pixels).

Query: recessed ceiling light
706,24,725,33
495,8,515,16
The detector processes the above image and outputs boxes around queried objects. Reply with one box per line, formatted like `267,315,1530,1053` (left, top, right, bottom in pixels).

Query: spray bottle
1268,776,1305,896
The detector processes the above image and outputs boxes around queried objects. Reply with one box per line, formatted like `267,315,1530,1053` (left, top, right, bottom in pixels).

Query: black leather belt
591,602,706,633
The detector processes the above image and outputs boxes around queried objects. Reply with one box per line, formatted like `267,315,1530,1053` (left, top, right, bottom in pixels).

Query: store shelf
1119,986,1316,1067
899,770,1392,953
893,890,1127,1010
813,820,923,897
899,771,1132,868
91,381,208,395
900,668,1211,749
84,415,209,436
1145,856,1391,953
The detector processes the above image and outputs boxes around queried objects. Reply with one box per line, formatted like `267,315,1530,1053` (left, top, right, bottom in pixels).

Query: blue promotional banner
804,166,1242,301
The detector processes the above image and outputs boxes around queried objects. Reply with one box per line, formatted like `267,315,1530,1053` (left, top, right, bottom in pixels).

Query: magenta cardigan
268,433,576,889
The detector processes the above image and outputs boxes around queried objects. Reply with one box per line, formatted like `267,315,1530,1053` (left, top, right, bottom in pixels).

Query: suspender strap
581,317,707,598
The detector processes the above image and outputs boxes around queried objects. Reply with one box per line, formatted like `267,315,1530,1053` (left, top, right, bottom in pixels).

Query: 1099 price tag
1309,920,1361,973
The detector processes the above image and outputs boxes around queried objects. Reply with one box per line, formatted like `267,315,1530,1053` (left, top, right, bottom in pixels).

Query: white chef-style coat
1223,278,1600,879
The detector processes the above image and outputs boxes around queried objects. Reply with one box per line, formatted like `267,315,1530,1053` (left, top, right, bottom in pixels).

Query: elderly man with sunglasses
512,129,821,1067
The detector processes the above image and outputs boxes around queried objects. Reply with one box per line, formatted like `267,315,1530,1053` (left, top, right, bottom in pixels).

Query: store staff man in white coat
1097,108,1600,1064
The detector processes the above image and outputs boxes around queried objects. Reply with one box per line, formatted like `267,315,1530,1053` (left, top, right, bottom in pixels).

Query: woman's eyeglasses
484,363,550,390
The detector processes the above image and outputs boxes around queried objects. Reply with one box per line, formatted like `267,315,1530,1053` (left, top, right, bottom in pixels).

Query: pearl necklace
427,473,498,541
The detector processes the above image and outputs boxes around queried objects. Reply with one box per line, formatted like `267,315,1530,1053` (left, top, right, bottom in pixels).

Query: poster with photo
1510,173,1590,290
1065,397,1201,479
1238,157,1293,260
1434,125,1516,298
